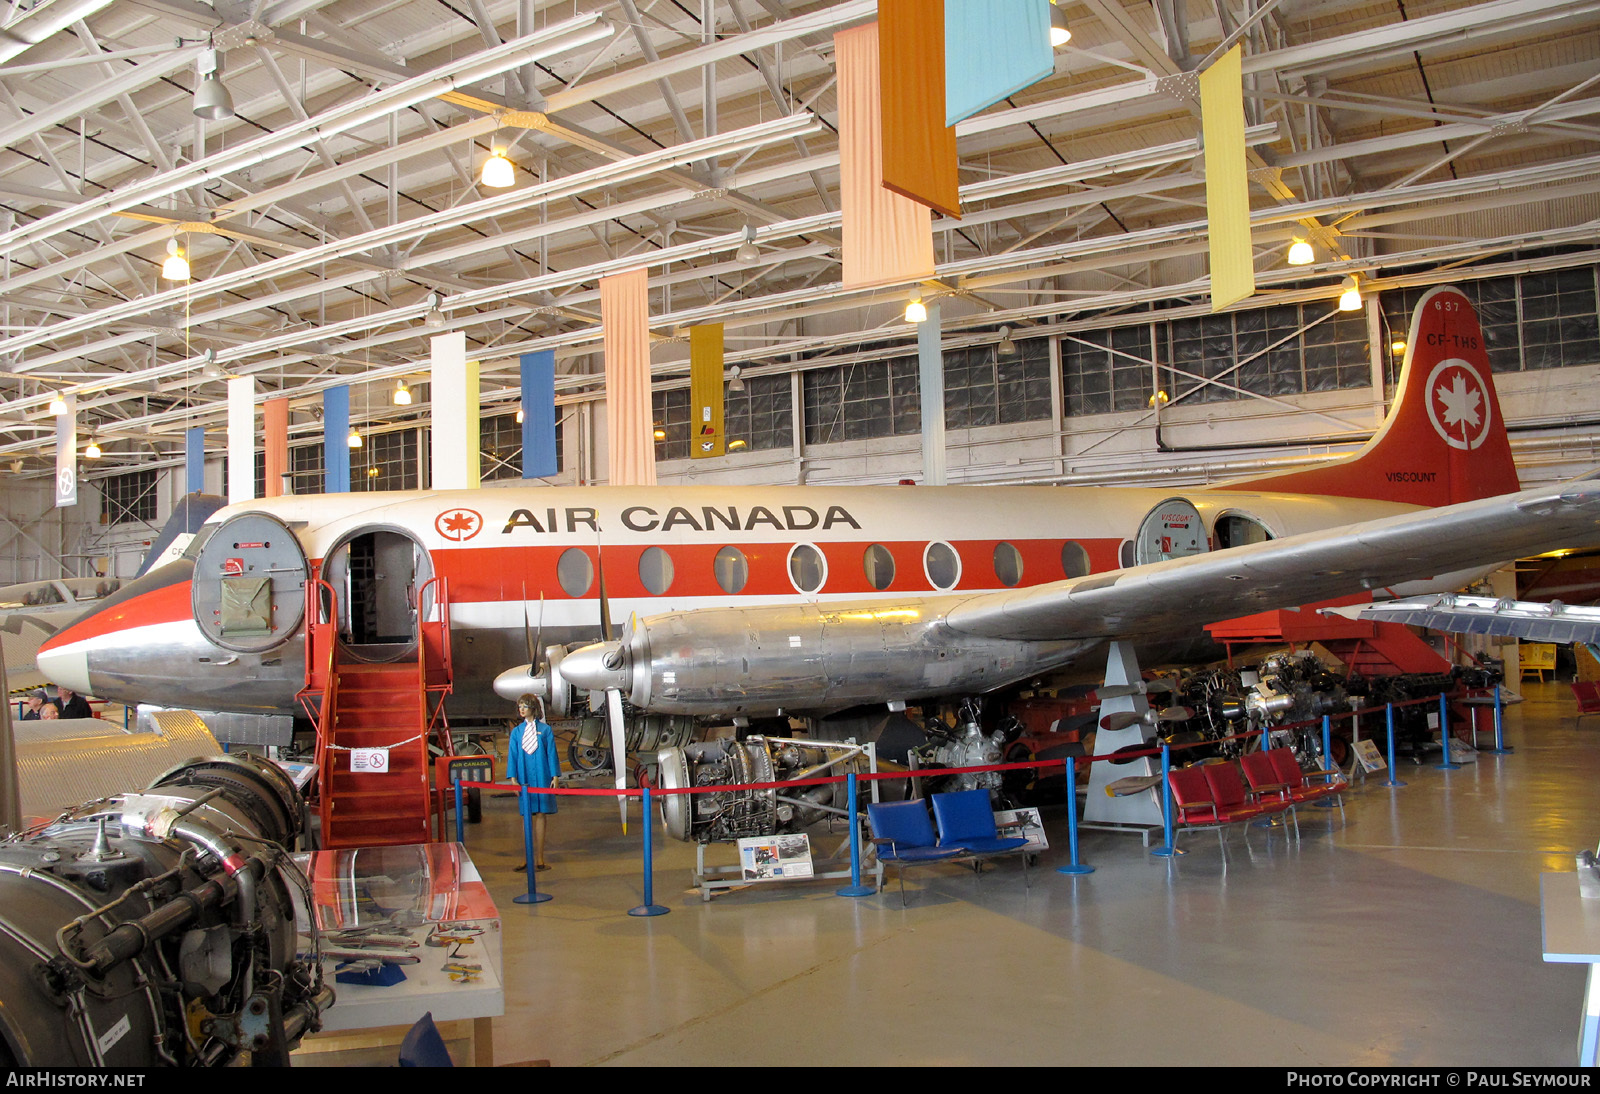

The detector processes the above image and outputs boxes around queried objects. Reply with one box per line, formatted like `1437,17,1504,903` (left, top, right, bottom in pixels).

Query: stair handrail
297,576,340,814
416,575,453,690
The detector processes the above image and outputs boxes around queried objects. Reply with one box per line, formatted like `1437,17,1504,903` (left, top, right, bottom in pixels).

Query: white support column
227,375,255,504
918,301,947,486
431,331,480,490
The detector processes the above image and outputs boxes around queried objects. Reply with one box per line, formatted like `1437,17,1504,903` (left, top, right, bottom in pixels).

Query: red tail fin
1226,285,1519,505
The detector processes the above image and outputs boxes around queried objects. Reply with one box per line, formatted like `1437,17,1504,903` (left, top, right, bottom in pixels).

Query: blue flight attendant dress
507,717,560,815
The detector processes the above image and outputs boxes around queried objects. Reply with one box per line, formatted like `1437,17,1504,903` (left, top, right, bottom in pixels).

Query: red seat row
1164,749,1347,850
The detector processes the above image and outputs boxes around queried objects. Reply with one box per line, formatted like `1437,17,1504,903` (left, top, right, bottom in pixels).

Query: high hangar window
803,339,1051,445
481,411,564,481
652,389,691,461
355,428,419,491
101,469,158,526
723,374,794,452
1381,266,1600,376
1061,304,1370,417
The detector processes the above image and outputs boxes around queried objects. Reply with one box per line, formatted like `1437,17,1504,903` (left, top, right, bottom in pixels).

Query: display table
294,842,503,1066
1539,871,1600,1065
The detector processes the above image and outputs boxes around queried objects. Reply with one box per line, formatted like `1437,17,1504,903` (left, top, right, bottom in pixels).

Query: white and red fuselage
37,286,1525,720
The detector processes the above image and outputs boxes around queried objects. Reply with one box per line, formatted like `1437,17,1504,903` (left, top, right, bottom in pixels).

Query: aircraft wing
942,481,1600,643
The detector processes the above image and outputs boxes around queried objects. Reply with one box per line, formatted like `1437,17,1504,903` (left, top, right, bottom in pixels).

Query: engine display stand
688,738,883,902
692,829,881,901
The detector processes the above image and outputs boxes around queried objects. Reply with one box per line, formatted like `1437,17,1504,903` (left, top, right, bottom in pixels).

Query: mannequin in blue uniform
507,694,560,871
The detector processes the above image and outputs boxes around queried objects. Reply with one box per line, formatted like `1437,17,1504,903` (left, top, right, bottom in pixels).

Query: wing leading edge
942,481,1600,643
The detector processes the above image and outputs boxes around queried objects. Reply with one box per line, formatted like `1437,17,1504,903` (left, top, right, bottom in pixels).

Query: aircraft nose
558,641,631,693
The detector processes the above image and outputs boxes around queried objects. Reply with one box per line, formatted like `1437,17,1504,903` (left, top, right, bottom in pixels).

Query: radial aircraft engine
0,755,331,1067
656,736,871,843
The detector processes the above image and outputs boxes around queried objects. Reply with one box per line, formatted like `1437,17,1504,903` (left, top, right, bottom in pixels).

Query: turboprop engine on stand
656,736,871,843
0,754,331,1067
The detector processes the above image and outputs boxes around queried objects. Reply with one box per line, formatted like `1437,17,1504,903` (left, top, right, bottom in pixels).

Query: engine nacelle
0,755,330,1067
559,603,1094,718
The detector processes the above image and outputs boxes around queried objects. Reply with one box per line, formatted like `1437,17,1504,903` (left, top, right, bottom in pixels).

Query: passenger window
557,547,594,598
863,544,895,590
1062,541,1090,578
993,542,1023,587
714,546,748,594
924,542,961,590
788,544,826,594
638,546,674,595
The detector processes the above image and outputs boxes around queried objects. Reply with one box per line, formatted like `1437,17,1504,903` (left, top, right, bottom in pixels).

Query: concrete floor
462,682,1593,1067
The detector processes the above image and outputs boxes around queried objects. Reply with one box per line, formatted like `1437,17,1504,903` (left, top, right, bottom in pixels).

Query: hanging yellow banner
690,324,725,459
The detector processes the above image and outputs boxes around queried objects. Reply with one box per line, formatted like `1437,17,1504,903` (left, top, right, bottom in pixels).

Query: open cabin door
191,512,309,652
321,526,433,663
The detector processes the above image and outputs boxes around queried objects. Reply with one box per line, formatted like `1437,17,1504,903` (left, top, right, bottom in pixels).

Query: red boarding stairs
299,576,455,849
1206,593,1450,676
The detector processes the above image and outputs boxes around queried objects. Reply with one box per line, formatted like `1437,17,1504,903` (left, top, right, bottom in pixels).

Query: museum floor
460,682,1593,1067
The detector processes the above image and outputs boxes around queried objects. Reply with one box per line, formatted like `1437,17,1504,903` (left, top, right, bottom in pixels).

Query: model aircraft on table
36,287,1600,768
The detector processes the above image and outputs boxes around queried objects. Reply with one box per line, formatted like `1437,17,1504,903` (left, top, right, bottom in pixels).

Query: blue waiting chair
866,799,966,906
930,789,1032,887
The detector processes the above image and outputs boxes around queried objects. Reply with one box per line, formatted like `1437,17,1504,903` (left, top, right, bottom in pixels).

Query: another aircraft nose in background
36,635,91,698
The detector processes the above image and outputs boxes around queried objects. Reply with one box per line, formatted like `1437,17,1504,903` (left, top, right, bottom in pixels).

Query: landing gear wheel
569,742,611,772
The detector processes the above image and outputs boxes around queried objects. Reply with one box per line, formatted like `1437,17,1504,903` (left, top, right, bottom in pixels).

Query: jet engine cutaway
0,754,330,1067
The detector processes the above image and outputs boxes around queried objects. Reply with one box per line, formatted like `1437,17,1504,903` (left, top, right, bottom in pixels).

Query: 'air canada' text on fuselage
501,504,863,536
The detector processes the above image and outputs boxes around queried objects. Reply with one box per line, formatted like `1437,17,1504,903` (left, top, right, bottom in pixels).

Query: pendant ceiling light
1049,2,1072,46
192,47,235,121
161,237,191,281
481,148,515,189
1338,275,1363,312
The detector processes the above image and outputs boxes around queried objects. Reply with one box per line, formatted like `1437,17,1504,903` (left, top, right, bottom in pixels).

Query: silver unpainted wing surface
1321,594,1600,646
942,482,1600,642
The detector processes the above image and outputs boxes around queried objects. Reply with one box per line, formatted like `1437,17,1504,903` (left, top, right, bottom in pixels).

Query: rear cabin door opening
321,527,433,662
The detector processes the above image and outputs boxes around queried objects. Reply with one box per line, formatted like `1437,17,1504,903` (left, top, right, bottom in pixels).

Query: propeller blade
522,584,536,667
536,593,545,662
605,686,628,833
1100,710,1151,732
1157,705,1195,723
596,546,614,643
1096,677,1177,701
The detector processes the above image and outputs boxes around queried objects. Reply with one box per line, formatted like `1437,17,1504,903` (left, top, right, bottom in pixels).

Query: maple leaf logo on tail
1425,361,1492,451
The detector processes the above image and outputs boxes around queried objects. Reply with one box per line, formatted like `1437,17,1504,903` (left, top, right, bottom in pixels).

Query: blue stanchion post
454,779,465,844
1057,758,1095,875
1487,685,1512,754
629,787,670,917
513,786,552,905
1312,715,1340,808
1149,743,1184,858
837,771,875,897
1435,691,1461,769
1383,702,1407,789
